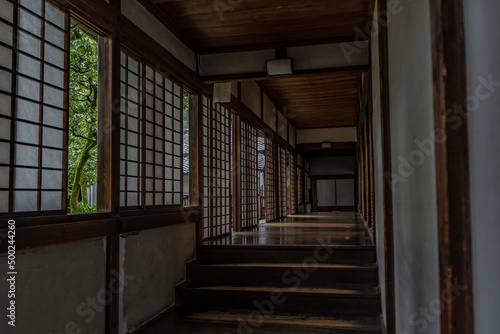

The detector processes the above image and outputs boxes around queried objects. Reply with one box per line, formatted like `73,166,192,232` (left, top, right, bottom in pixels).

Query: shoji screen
201,99,232,240
119,52,142,207
0,0,69,213
290,153,296,214
240,121,258,229
209,104,232,237
305,172,311,203
279,147,287,217
119,52,183,208
265,137,276,221
143,64,183,207
201,96,210,239
297,166,303,205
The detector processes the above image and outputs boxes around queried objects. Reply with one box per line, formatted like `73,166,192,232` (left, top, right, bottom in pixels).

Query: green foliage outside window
68,24,98,214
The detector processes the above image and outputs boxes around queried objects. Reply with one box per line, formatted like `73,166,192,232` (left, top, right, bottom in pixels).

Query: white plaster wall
370,0,387,327
121,0,196,72
278,112,287,140
231,81,238,98
387,0,441,333
241,81,261,116
297,127,357,144
289,125,296,147
120,223,196,333
199,42,368,76
200,49,274,76
0,238,106,334
463,1,500,333
263,94,276,131
288,41,369,70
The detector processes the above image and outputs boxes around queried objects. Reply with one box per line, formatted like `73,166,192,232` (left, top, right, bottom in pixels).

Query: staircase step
187,263,379,287
178,285,381,315
181,310,382,333
139,310,382,334
197,245,377,264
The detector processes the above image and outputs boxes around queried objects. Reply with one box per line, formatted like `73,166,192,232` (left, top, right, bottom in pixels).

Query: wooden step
138,310,382,334
181,310,382,333
187,262,379,287
196,245,377,264
177,285,381,315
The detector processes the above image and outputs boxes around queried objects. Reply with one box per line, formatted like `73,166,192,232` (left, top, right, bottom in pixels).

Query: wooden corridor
139,213,382,333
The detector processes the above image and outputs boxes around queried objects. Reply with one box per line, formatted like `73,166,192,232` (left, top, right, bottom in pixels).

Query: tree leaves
68,24,98,213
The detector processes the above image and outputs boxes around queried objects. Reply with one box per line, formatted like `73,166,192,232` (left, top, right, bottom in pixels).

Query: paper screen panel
119,52,142,207
265,137,276,221
279,147,287,217
290,152,296,214
0,0,69,213
297,166,303,205
201,98,232,240
240,121,258,229
143,64,182,207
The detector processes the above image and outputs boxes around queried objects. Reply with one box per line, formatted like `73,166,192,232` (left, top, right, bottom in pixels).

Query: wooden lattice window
290,153,296,215
119,51,183,208
240,120,259,229
201,98,232,240
297,166,303,205
119,52,142,207
201,96,210,239
305,172,311,203
0,0,69,214
279,147,287,217
265,137,276,221
210,103,232,237
143,64,183,207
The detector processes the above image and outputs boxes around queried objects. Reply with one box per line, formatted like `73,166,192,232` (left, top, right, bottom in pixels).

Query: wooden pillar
430,1,474,333
378,0,395,332
102,1,121,332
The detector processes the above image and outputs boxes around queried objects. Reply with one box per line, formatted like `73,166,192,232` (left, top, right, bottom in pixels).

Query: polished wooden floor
138,213,380,334
206,212,374,247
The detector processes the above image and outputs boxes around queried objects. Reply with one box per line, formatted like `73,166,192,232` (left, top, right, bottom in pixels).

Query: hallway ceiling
259,70,362,129
141,0,370,53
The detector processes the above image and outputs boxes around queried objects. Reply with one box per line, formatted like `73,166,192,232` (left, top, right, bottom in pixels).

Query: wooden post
378,0,396,332
429,1,474,333
103,0,121,332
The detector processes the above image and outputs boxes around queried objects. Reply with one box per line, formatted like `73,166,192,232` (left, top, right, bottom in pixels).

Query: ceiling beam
201,65,369,83
198,35,366,55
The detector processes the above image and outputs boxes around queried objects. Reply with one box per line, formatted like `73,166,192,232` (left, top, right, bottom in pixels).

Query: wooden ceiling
259,70,363,129
142,0,370,53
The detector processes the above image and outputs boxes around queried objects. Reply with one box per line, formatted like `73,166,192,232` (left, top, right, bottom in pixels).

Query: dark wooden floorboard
205,213,374,246
136,213,382,334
